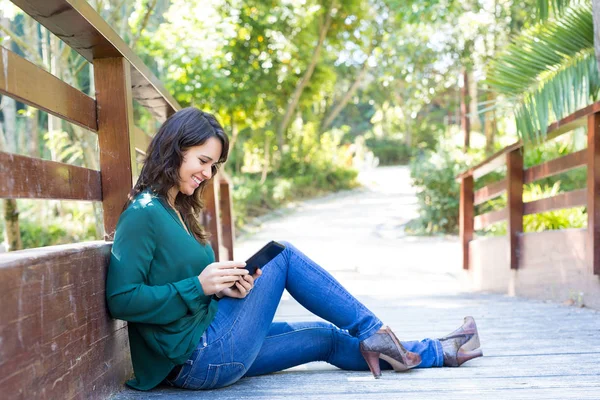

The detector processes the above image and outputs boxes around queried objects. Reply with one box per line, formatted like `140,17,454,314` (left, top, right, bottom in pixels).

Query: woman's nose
203,168,212,179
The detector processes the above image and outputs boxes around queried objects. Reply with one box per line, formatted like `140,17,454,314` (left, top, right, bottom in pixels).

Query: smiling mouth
192,175,203,186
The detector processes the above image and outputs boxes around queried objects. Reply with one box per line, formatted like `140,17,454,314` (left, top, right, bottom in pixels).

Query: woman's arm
106,205,210,325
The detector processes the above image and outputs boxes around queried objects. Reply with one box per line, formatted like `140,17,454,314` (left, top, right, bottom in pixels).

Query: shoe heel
457,348,483,366
360,349,382,379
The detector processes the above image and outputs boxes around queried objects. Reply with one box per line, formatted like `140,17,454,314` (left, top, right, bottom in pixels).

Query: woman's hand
198,261,249,296
217,268,262,299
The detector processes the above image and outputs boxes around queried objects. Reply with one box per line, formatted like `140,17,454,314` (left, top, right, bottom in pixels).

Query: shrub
407,145,470,234
365,137,412,166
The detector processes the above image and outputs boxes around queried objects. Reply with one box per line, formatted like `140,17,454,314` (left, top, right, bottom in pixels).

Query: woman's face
176,136,223,196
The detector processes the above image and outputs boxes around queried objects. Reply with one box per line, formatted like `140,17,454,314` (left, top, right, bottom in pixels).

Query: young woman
106,107,483,391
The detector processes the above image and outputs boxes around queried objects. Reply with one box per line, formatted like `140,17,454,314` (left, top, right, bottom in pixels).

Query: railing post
506,148,523,269
459,175,474,269
587,111,600,275
94,57,136,239
203,178,223,261
219,178,235,261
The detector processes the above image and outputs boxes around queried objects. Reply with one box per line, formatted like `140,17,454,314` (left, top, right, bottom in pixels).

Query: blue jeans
165,242,444,390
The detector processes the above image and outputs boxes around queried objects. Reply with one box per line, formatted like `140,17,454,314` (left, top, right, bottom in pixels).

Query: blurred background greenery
0,0,596,249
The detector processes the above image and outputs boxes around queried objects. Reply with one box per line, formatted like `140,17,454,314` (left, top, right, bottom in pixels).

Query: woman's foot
439,316,483,367
360,326,421,378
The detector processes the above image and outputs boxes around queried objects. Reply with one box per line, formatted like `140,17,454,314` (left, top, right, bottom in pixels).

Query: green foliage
482,181,587,235
407,143,471,234
486,3,598,142
365,137,411,165
232,166,359,229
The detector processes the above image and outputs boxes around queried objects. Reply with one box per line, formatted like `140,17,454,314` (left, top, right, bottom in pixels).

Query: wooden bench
0,1,234,398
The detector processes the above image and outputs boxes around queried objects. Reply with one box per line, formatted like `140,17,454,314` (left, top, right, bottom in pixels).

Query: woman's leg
177,241,383,389
245,322,444,378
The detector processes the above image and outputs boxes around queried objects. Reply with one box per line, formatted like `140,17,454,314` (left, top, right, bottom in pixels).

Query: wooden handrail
458,101,600,182
474,179,507,206
523,189,586,215
11,0,181,121
0,46,97,131
524,150,586,184
0,151,102,201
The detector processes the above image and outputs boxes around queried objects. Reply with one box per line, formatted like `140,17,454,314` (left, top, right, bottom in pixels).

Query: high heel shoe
360,326,422,378
439,316,483,367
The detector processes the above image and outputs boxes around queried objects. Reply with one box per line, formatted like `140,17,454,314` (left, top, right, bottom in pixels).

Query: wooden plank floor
112,167,600,399
114,293,600,400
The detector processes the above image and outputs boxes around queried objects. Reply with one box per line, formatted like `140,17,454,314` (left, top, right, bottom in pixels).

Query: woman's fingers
252,268,262,280
235,281,248,296
238,277,252,291
213,261,246,269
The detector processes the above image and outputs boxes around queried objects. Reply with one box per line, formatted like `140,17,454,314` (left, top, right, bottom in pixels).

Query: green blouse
106,190,218,390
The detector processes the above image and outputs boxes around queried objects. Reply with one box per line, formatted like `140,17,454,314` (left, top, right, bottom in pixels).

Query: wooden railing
0,1,234,398
457,102,600,275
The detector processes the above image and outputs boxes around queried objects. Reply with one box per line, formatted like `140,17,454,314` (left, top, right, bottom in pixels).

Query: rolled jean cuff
356,320,384,342
433,339,444,367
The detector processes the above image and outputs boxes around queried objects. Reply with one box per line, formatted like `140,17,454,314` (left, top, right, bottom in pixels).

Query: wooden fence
458,102,600,277
0,1,234,399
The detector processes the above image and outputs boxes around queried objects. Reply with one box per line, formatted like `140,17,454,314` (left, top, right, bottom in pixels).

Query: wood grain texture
523,189,587,215
9,0,180,121
133,126,151,155
588,112,600,275
202,178,222,261
506,149,523,270
0,151,102,200
94,57,135,239
219,180,234,261
473,179,506,206
459,176,474,269
524,149,586,184
0,46,97,131
473,208,507,230
0,242,132,400
458,101,599,182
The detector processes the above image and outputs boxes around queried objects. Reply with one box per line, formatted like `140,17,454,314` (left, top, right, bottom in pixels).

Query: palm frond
485,4,598,142
536,0,580,20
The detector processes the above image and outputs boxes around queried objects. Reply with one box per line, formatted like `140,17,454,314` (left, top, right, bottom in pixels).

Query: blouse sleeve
106,204,211,325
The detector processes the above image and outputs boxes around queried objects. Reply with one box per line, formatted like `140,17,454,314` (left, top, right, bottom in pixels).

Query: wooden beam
523,189,587,215
457,142,521,181
10,0,180,121
94,57,135,239
0,151,101,200
524,150,587,184
459,176,474,269
507,148,524,270
588,112,600,275
202,178,222,261
473,208,508,230
0,46,97,131
474,179,507,206
133,125,151,155
457,101,599,182
219,179,234,261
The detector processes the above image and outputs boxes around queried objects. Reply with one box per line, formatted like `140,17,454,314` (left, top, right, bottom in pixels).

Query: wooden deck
113,292,600,400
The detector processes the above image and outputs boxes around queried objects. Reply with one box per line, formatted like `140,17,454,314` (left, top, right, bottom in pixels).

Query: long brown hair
126,107,229,244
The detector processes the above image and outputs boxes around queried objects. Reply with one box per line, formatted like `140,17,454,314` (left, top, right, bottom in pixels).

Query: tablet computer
245,241,286,274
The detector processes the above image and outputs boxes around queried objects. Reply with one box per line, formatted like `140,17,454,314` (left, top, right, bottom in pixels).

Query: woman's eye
198,159,207,164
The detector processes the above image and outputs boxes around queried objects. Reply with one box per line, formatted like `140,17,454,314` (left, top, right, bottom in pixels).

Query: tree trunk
0,109,22,251
277,1,334,150
461,69,471,151
484,92,497,155
259,137,270,185
321,40,374,132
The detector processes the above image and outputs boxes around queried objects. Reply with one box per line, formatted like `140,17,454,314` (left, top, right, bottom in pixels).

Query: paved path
114,166,600,399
